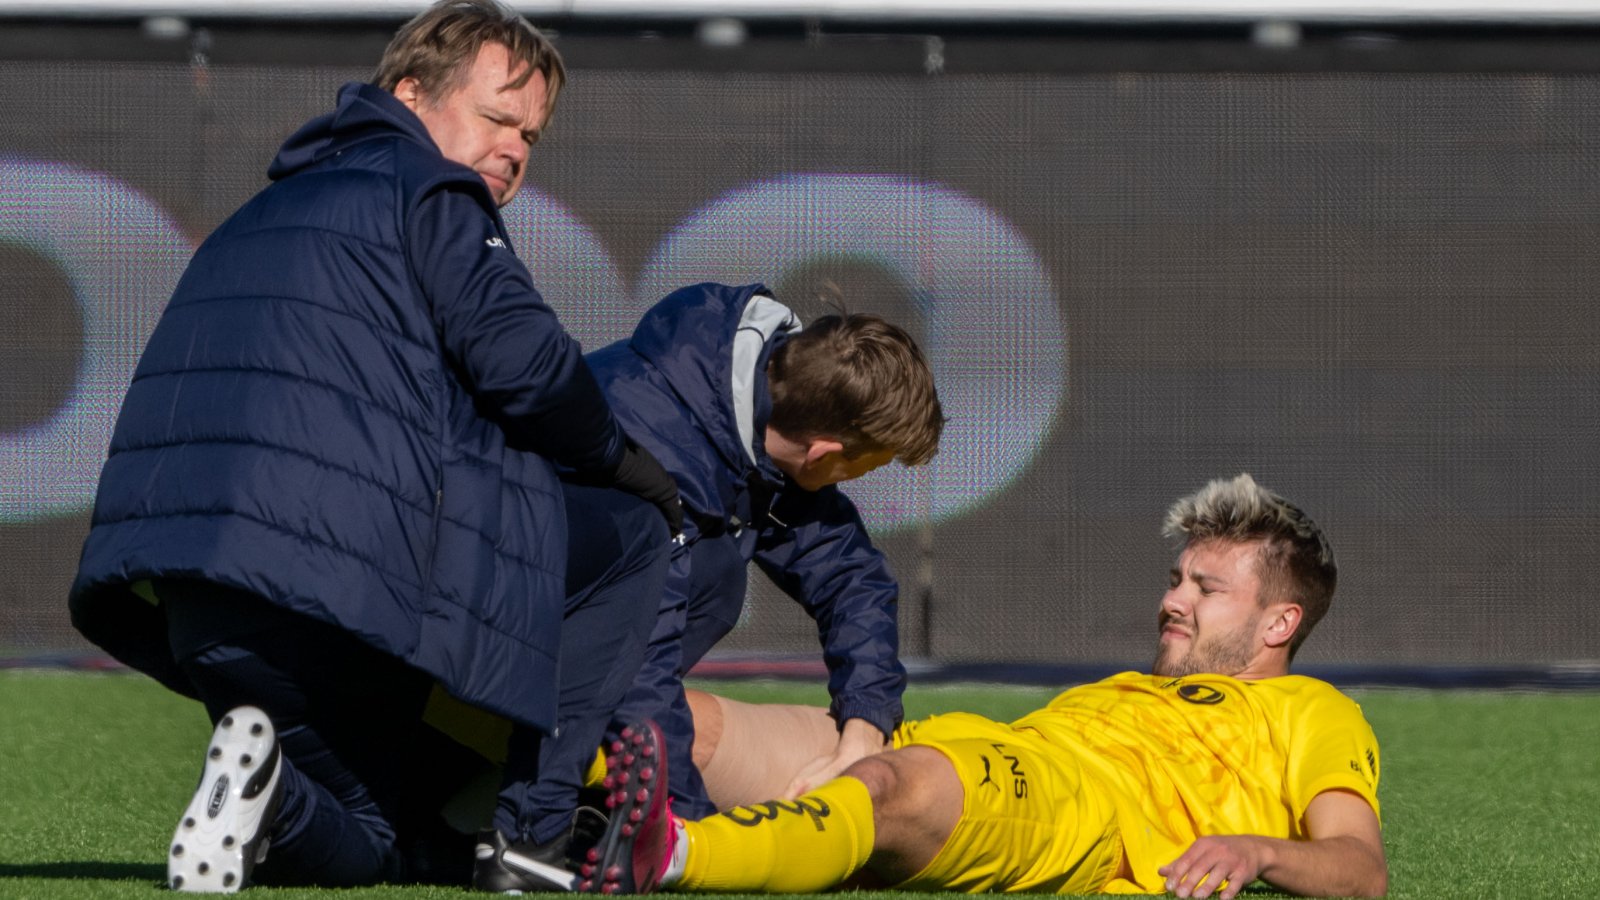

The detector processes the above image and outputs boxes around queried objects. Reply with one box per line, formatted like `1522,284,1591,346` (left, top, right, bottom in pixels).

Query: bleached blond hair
1163,473,1336,657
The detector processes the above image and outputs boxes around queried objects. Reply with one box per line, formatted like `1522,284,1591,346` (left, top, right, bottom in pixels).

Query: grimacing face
1152,539,1269,678
395,42,547,207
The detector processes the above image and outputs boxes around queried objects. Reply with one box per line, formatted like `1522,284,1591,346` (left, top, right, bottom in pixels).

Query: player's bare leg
685,689,838,810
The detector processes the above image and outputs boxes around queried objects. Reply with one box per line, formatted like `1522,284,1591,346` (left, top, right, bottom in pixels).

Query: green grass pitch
2,671,1598,898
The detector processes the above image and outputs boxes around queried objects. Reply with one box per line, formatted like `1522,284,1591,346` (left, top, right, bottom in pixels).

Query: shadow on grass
0,861,164,881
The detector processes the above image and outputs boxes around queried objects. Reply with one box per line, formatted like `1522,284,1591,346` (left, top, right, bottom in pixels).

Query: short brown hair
374,0,565,119
767,314,944,466
1163,473,1337,658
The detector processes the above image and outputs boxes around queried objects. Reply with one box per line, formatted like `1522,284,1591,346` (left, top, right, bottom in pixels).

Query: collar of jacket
267,82,442,182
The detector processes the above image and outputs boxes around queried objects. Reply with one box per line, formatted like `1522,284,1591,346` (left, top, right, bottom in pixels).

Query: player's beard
1152,612,1261,678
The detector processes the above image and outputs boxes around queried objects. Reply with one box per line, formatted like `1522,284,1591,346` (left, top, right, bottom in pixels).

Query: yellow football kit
891,672,1381,894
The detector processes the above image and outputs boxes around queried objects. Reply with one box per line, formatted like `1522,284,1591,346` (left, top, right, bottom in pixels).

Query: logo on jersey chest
1166,681,1227,705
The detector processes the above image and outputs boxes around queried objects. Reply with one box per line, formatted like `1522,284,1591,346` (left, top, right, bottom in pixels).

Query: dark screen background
3,30,1597,670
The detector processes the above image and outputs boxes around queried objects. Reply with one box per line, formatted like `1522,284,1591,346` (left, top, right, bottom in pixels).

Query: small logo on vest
485,237,506,249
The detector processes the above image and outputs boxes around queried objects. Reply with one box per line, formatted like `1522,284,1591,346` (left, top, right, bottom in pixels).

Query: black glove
611,439,683,537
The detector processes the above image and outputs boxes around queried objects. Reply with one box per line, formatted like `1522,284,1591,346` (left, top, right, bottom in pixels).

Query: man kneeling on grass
585,474,1389,898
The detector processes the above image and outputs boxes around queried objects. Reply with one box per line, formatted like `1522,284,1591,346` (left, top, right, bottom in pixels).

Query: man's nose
499,134,527,165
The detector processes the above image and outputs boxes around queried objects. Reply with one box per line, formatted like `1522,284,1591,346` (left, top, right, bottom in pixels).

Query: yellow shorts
889,712,1124,894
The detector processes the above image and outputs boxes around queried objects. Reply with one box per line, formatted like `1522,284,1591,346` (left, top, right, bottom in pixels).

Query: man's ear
802,438,845,467
1262,603,1303,649
393,77,425,113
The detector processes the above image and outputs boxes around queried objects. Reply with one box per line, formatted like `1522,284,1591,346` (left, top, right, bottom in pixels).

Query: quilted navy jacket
69,83,626,733
588,284,906,738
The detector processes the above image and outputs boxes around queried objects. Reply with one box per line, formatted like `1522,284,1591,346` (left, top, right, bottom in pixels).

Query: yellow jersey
1011,672,1381,893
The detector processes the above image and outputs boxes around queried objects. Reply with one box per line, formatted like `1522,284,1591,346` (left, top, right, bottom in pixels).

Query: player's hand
781,718,888,798
1159,835,1269,900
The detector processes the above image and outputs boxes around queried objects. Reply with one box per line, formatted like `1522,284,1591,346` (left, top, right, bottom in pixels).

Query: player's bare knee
848,750,959,826
841,753,900,803
846,747,961,880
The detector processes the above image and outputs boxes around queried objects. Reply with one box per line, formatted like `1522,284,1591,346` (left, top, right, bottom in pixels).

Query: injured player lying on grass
580,473,1388,898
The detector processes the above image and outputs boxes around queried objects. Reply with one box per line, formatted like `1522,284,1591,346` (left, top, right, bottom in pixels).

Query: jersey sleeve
1284,686,1382,828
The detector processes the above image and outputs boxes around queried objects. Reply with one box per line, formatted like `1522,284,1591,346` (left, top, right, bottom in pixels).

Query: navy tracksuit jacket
68,83,667,878
69,82,629,733
587,283,907,815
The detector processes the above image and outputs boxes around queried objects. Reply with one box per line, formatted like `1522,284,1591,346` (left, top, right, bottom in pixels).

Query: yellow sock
583,748,606,788
678,776,876,893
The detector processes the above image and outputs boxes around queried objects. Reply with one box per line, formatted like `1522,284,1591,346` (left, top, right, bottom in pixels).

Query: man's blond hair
374,0,565,120
1163,473,1336,657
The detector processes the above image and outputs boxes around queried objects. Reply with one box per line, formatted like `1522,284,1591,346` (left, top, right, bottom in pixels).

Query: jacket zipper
420,485,443,603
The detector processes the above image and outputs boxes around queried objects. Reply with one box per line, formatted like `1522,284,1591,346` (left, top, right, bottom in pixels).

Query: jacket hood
268,82,439,181
629,283,790,485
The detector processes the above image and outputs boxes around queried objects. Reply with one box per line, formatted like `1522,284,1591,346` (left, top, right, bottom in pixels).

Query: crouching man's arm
1158,789,1387,899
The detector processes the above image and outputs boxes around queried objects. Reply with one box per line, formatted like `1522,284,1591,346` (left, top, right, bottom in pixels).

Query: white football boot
168,706,284,892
